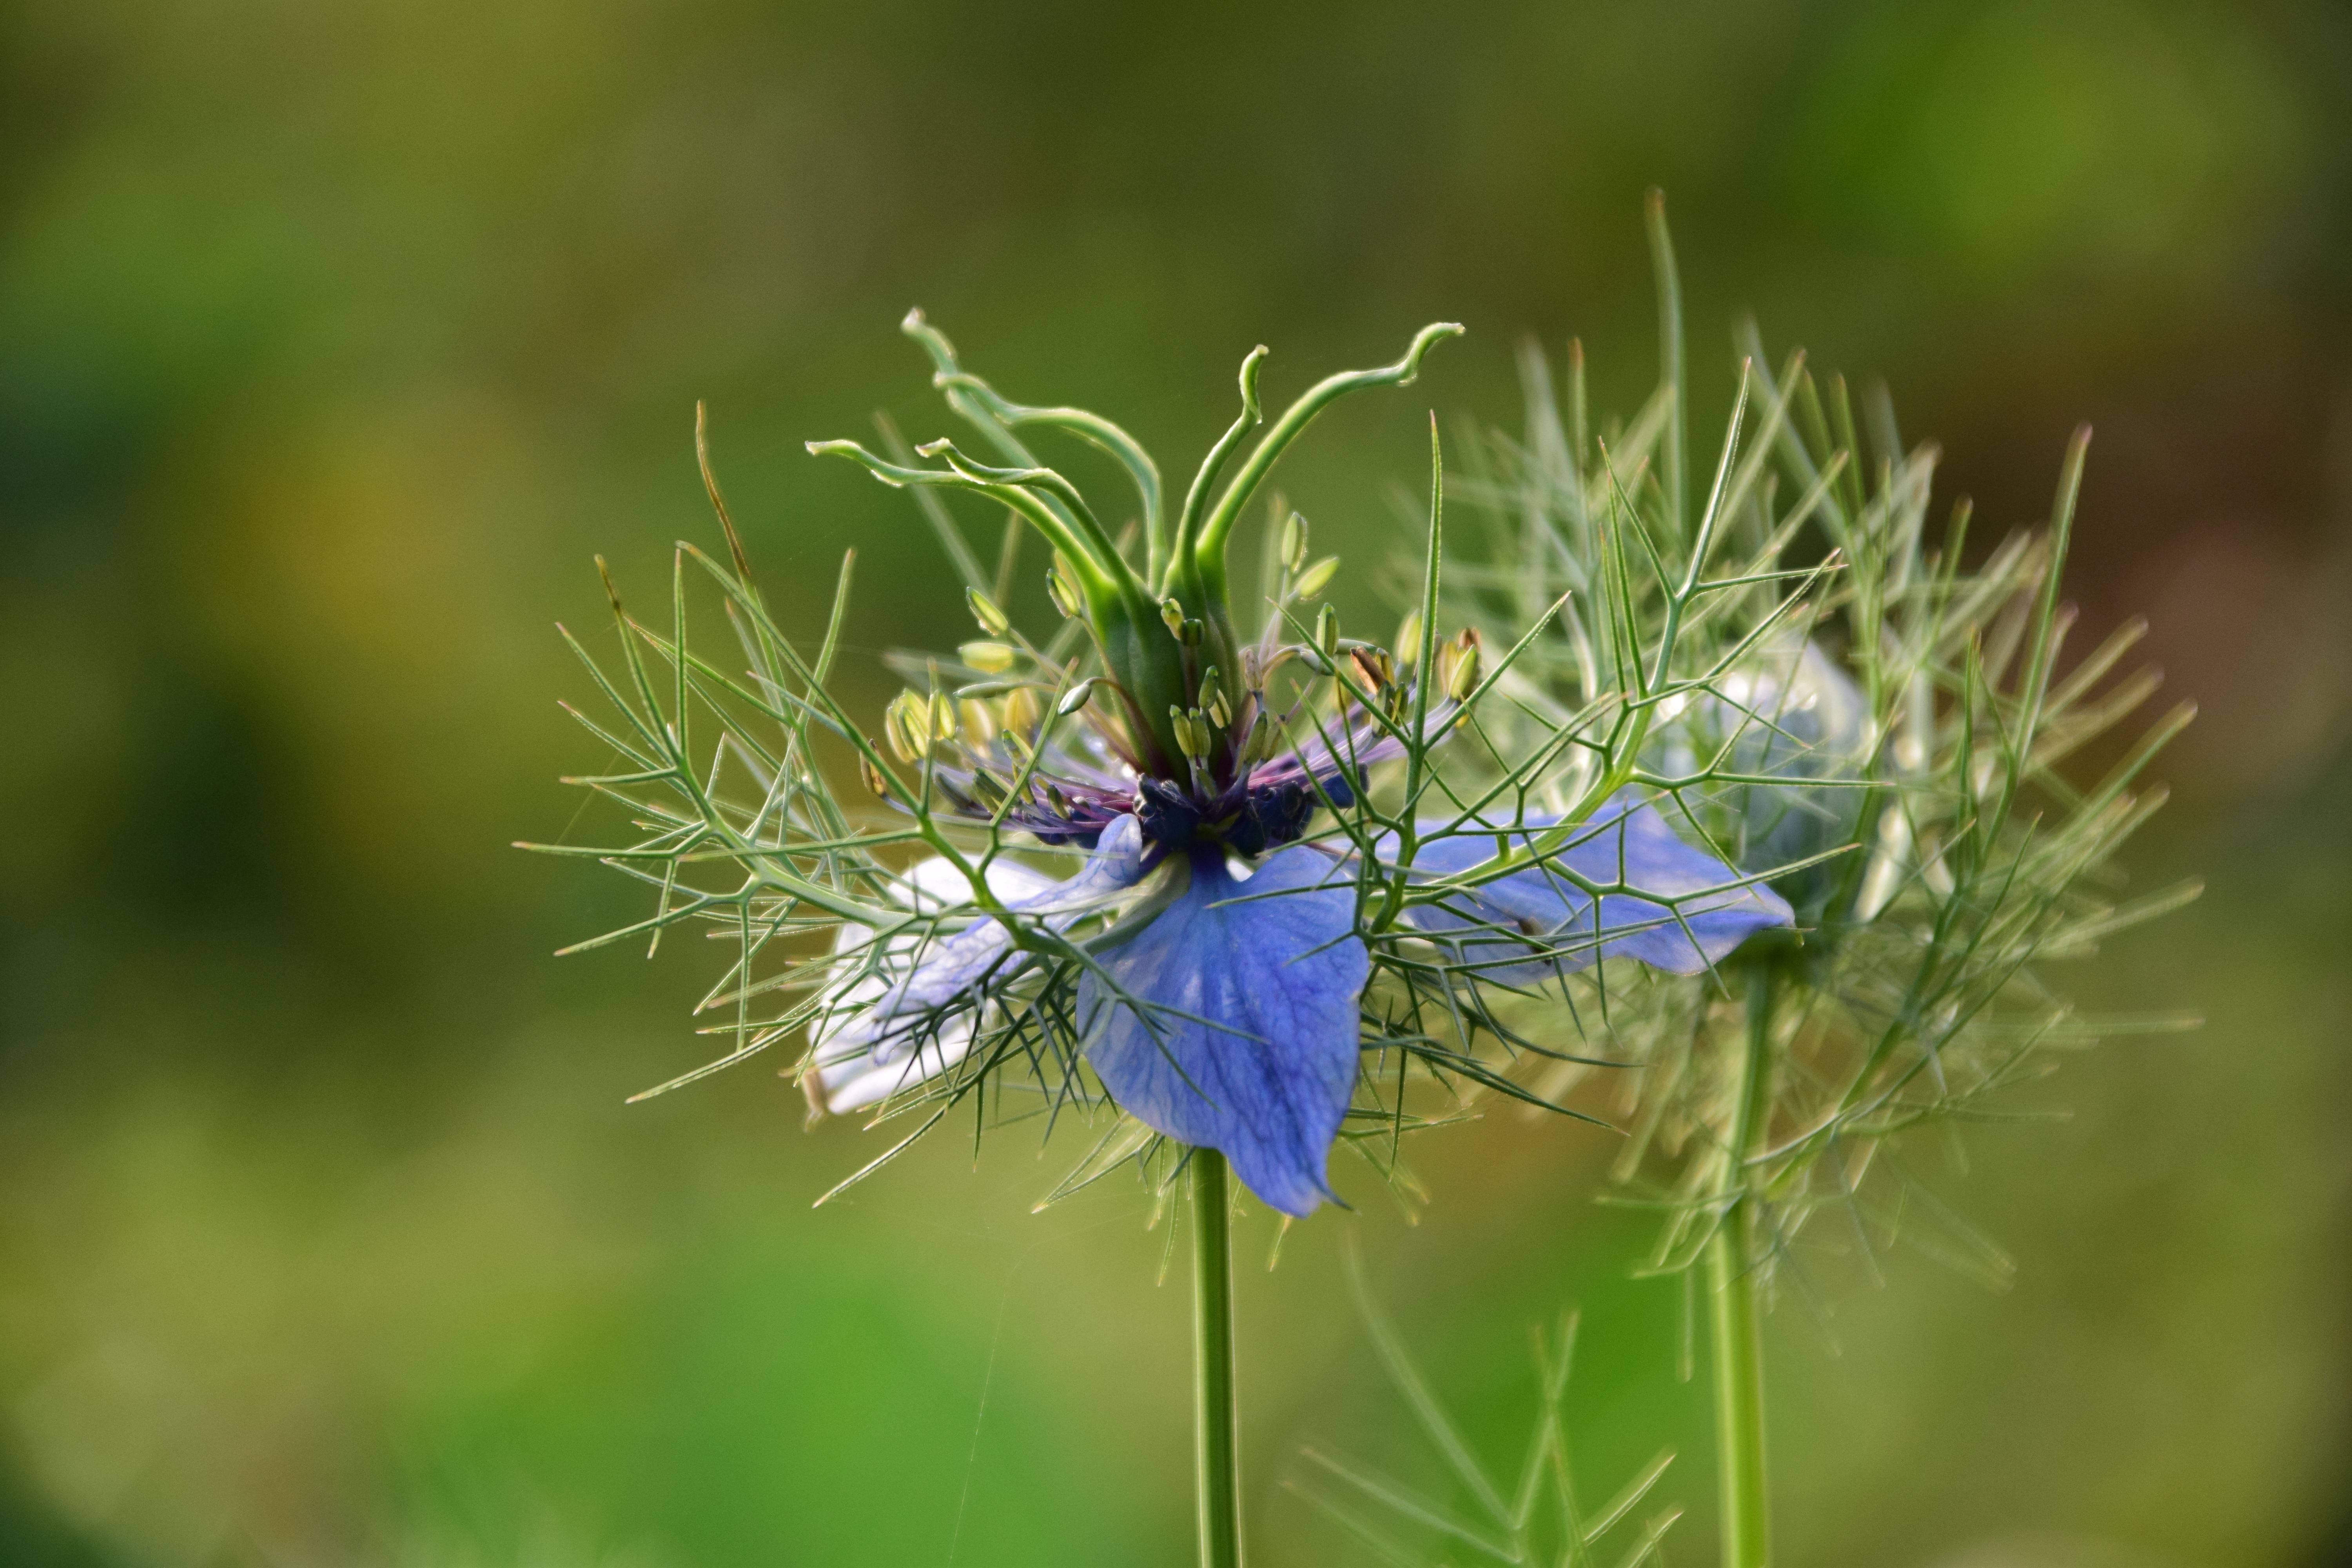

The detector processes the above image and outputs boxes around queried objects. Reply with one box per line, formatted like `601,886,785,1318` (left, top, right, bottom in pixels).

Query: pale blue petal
1708,640,1871,900
1080,846,1368,1217
1399,789,1792,983
814,816,1147,1108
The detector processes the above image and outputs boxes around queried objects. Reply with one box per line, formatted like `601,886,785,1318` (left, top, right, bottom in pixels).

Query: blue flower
817,772,1791,1215
789,318,1806,1215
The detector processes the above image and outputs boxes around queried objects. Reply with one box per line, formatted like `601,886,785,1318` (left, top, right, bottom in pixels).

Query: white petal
807,817,1148,1114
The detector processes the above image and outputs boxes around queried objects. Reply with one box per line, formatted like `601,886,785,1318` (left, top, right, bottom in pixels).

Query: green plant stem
1708,967,1775,1568
1191,1149,1243,1568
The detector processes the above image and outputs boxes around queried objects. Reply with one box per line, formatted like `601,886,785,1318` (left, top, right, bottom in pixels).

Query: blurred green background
3,1,2348,1564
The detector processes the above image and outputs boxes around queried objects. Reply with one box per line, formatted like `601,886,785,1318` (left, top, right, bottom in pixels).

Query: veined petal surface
1400,789,1792,984
813,817,1147,1112
1080,845,1367,1217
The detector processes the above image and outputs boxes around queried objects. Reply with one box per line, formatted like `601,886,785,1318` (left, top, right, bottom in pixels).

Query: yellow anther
959,641,1016,673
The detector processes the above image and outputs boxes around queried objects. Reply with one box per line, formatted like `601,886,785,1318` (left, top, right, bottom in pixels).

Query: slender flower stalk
1191,1151,1242,1568
1706,966,1774,1568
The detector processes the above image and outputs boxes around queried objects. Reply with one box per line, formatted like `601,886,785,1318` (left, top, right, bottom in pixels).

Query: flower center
1133,771,1351,856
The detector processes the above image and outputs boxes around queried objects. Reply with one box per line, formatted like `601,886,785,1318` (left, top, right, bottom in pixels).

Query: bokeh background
4,1,2349,1564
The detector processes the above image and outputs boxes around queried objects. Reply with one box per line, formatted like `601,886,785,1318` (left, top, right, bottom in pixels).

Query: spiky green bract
1415,206,2192,1565
1287,1247,1682,1568
1432,295,2199,1305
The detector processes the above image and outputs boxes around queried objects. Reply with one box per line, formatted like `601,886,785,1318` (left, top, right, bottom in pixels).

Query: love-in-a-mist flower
1448,317,2200,1248
1399,203,2201,1568
532,311,1797,1219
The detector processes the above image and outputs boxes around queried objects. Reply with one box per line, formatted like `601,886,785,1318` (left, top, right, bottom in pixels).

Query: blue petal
814,816,1148,1110
1080,846,1368,1217
1399,789,1793,983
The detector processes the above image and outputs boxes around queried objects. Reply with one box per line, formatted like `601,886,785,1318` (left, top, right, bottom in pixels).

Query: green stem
1708,967,1774,1568
1191,1149,1243,1568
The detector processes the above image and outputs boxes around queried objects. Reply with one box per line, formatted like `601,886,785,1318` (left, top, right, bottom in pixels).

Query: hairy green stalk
1192,1149,1243,1568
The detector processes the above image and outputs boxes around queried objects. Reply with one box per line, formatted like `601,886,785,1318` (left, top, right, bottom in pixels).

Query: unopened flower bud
1686,637,1872,914
1315,604,1339,657
1160,597,1187,638
858,755,891,798
1281,512,1309,572
929,691,959,741
1055,676,1101,717
1205,687,1232,728
965,587,1010,637
959,699,997,746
